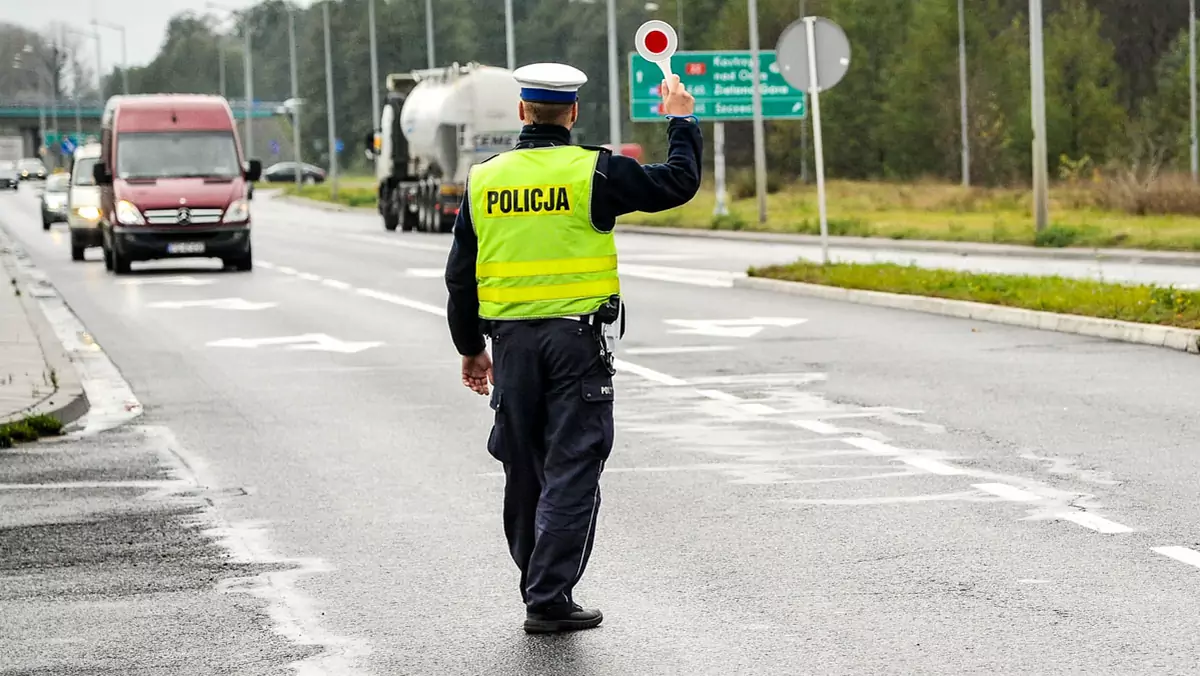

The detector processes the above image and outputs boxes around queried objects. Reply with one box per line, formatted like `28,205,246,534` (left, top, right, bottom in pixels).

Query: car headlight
75,205,101,221
115,200,145,225
222,199,250,224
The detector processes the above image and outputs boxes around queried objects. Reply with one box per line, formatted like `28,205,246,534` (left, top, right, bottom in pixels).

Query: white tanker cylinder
397,64,523,184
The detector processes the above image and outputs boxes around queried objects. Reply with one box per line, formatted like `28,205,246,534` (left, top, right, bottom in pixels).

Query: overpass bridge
0,100,289,167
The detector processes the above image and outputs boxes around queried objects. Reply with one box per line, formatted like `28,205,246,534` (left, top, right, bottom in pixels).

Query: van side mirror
245,159,262,182
364,131,378,158
92,162,112,186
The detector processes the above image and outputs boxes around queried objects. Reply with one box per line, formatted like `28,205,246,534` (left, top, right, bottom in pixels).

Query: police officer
444,62,700,634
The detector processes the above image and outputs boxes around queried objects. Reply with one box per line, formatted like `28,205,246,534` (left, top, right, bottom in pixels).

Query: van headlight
74,205,101,221
115,200,144,225
222,199,250,224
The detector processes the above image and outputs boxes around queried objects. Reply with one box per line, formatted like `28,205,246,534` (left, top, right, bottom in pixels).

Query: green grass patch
280,177,378,209
620,179,1200,252
748,260,1200,330
0,414,64,449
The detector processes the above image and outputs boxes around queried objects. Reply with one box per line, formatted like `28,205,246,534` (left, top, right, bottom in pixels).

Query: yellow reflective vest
468,145,620,320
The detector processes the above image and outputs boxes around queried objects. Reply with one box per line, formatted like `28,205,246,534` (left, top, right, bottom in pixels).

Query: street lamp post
958,0,970,187
93,19,128,95
1029,0,1049,231
606,0,619,150
1190,0,1197,183
289,10,303,192
425,0,435,68
369,0,381,135
323,1,338,200
505,0,516,70
207,2,254,158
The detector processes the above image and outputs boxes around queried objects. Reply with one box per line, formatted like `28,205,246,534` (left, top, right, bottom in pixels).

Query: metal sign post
775,16,850,264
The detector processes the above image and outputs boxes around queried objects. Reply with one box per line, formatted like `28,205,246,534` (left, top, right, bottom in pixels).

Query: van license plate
167,242,205,254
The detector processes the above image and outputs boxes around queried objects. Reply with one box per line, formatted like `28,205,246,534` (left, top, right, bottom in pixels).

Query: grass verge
0,414,64,449
279,177,378,209
748,260,1200,330
623,179,1200,252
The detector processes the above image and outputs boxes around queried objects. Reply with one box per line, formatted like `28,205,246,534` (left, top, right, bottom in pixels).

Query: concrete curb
733,276,1200,355
0,235,89,428
618,225,1200,268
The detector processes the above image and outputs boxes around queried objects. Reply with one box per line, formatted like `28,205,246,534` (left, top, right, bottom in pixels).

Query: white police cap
512,63,588,104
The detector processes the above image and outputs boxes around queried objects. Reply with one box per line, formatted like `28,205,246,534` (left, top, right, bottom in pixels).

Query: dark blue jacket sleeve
445,192,486,357
592,117,703,231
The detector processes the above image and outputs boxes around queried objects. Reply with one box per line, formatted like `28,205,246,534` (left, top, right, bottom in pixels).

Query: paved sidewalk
0,230,86,425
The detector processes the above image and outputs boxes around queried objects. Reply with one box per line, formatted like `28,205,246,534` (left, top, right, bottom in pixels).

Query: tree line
7,0,1197,186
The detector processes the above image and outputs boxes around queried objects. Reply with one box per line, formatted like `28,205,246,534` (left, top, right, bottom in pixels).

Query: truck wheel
102,245,114,271
383,207,399,231
402,199,418,232
417,184,432,232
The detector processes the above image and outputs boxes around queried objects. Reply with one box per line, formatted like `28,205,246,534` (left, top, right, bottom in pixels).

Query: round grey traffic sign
775,16,851,92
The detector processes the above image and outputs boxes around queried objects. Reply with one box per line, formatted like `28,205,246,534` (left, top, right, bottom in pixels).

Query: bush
749,260,1200,329
729,168,783,200
0,414,64,449
1095,171,1200,216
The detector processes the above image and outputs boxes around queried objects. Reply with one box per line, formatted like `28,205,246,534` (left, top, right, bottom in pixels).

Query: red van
92,94,262,274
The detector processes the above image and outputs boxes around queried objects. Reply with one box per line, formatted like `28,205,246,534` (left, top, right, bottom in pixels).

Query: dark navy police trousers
486,318,615,610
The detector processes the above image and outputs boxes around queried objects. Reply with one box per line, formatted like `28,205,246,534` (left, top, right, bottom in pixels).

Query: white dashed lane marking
255,258,1141,539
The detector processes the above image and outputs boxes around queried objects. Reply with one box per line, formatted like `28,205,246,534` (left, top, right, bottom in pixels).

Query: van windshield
72,158,98,186
116,131,241,180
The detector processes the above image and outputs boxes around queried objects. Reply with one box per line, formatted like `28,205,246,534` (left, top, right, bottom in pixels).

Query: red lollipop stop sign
635,20,678,80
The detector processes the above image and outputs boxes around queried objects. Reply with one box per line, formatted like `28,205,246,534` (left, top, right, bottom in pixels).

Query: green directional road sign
628,50,806,122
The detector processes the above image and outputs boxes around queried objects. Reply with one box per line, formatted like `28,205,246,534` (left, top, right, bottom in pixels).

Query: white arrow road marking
148,298,277,311
206,333,383,354
116,276,215,286
663,317,808,338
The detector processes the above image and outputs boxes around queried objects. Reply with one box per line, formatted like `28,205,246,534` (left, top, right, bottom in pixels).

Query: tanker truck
366,62,522,232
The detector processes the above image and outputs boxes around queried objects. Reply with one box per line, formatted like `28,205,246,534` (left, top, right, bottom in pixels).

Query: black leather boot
523,603,604,634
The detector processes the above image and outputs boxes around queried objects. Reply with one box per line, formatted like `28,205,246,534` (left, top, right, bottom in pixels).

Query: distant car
0,161,17,190
40,173,70,229
17,157,47,181
261,161,326,184
67,143,103,262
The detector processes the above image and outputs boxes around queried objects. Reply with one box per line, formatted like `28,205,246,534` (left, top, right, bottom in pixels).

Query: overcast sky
1,0,272,70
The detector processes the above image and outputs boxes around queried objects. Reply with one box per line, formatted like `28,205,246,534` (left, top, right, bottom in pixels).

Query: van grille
144,207,223,225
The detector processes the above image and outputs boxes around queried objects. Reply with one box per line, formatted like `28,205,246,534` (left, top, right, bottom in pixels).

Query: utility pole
748,0,768,223
218,44,226,98
958,0,970,186
798,0,808,183
425,0,435,68
243,15,254,158
92,26,102,94
94,20,128,94
1191,0,1197,183
289,9,302,191
505,0,516,70
323,1,338,200
369,0,381,134
606,0,620,149
1029,0,1049,231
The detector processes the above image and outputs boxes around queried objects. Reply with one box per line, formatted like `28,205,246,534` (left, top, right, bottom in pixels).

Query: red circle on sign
644,30,669,54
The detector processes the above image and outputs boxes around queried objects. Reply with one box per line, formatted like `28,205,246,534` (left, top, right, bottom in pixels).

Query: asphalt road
3,183,1200,674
